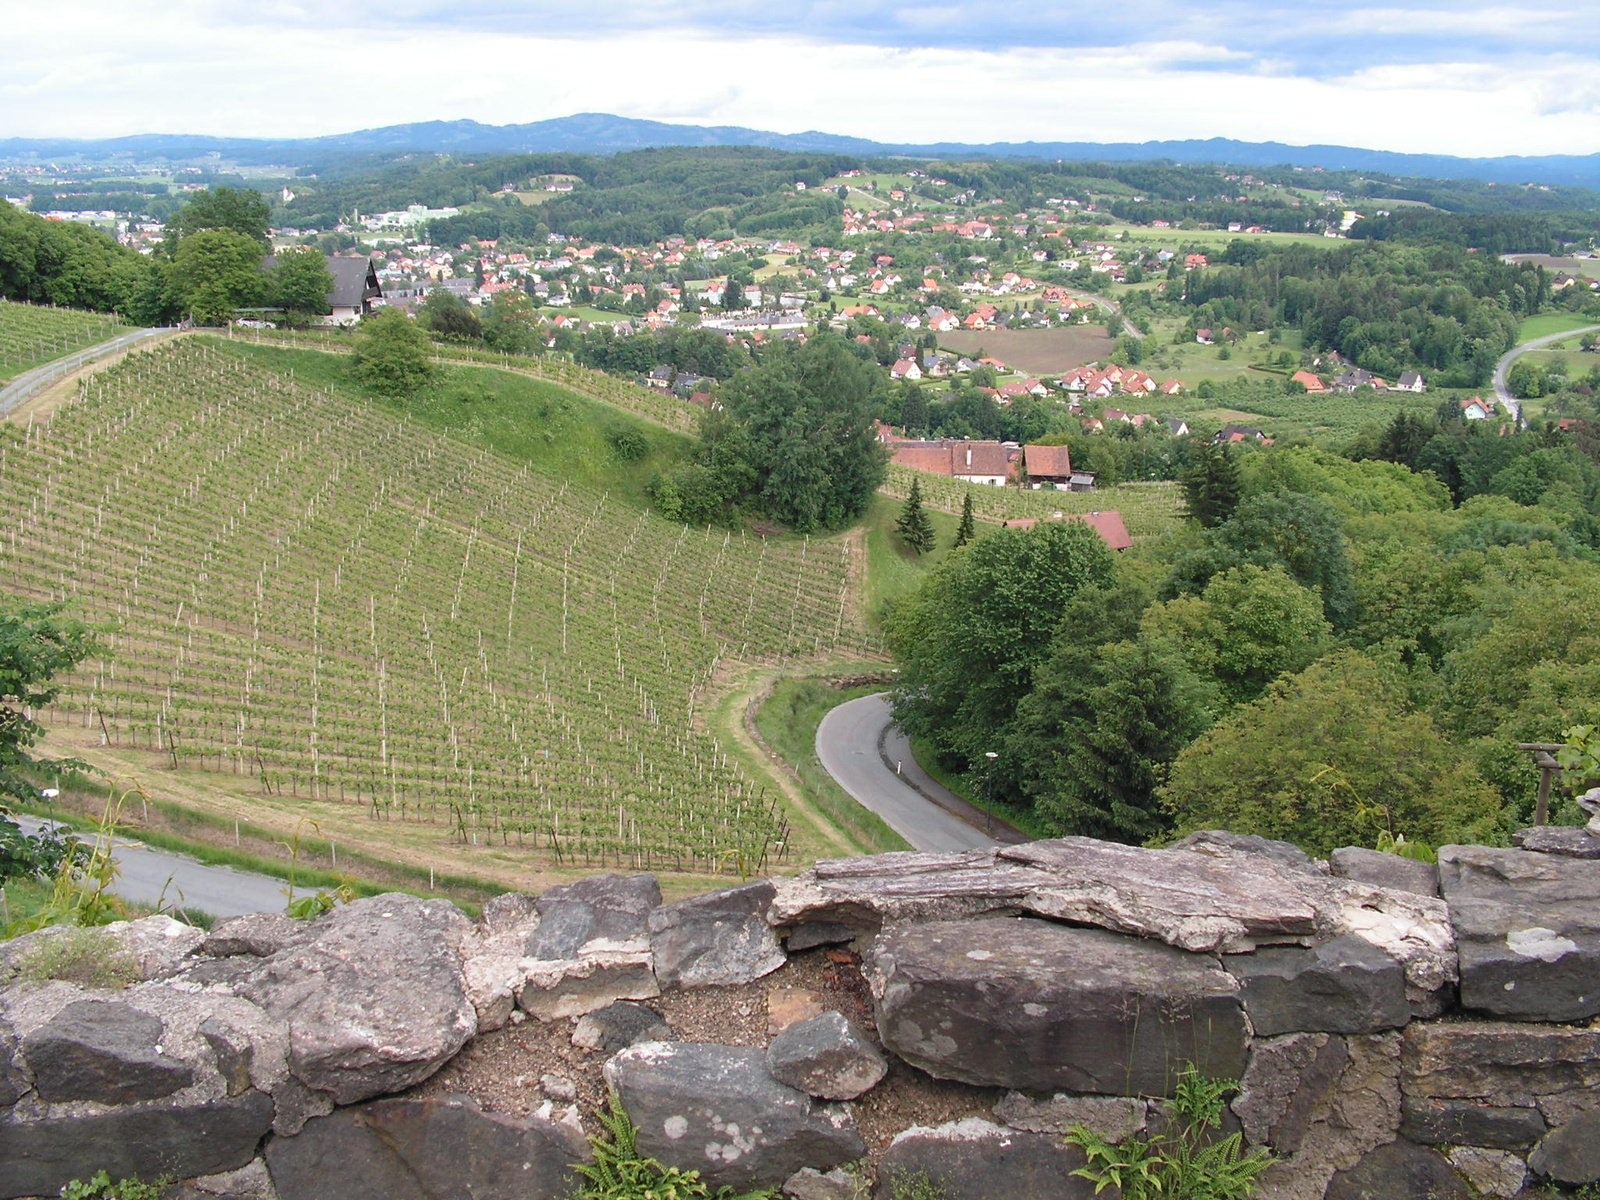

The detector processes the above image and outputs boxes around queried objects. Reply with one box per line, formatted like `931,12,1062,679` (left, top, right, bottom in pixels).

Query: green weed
12,926,139,988
58,1169,167,1198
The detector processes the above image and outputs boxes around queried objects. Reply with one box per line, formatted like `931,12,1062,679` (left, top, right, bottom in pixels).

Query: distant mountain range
6,112,1600,189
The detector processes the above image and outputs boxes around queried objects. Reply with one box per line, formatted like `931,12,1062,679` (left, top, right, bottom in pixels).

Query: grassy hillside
1,342,866,877
0,299,128,382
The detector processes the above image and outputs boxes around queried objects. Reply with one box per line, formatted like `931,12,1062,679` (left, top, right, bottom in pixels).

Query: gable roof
1025,444,1073,477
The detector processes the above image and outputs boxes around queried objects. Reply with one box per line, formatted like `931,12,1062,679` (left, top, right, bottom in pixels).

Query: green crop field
0,342,867,876
0,299,128,382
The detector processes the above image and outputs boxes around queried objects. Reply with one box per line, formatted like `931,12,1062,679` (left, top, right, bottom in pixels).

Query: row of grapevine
0,343,864,873
0,300,128,377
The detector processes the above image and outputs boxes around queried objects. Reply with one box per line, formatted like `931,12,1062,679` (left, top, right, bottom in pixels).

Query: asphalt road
0,326,175,417
815,693,1026,852
1492,323,1600,424
14,814,295,919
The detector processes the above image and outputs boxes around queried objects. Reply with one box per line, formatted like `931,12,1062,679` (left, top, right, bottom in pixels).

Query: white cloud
2,7,1598,157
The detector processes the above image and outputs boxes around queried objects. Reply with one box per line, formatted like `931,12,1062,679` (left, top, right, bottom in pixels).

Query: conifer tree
953,492,976,548
896,478,936,555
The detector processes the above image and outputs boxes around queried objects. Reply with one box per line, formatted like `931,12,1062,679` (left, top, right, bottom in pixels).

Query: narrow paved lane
0,327,176,417
15,815,297,919
815,694,1026,852
1492,324,1600,425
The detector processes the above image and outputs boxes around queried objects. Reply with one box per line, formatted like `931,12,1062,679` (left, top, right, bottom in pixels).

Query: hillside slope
0,343,865,874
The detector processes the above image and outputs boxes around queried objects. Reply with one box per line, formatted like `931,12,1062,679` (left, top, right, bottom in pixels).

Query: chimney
966,448,973,467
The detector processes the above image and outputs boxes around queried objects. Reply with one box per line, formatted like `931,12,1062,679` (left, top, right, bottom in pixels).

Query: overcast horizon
6,1,1600,158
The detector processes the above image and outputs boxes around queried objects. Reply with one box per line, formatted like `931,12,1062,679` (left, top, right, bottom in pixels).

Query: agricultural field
0,299,128,382
880,464,1183,540
1516,313,1600,342
936,327,1115,375
1,343,867,877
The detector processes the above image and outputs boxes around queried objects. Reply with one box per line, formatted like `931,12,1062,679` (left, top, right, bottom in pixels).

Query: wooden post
1519,743,1566,826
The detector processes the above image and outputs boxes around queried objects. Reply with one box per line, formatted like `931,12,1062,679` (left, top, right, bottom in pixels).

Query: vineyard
0,343,865,874
881,464,1184,539
0,300,128,381
232,326,699,433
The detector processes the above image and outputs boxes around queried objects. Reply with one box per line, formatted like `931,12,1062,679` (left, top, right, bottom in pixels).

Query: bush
349,310,436,396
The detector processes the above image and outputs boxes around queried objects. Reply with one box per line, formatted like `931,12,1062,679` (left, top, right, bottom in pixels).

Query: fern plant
1065,1067,1273,1200
571,1091,777,1200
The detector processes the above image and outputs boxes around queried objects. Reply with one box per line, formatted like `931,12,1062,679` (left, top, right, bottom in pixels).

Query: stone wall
2,830,1599,1199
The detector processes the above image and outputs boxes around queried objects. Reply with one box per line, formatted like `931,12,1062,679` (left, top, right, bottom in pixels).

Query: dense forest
886,392,1600,857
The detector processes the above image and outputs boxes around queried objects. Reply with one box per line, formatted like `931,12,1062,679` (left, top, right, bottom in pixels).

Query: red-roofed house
1291,370,1326,393
890,440,1017,486
1001,511,1130,550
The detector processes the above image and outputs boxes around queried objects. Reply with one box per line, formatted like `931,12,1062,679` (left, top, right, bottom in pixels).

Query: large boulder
1529,1110,1600,1185
263,1093,588,1200
0,1092,274,1200
21,998,194,1104
765,1011,887,1101
204,913,313,959
1226,937,1410,1036
604,1042,864,1191
865,918,1247,1095
649,880,786,989
1438,845,1600,1021
1329,847,1440,897
872,1118,1099,1200
528,873,660,956
218,894,478,1105
1323,1138,1471,1200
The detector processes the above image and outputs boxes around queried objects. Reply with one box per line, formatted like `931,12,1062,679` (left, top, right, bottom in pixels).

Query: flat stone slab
1401,1020,1600,1127
1227,936,1410,1035
649,880,785,989
1324,1138,1471,1200
866,918,1247,1095
766,1011,887,1101
1512,826,1600,859
1439,846,1600,1021
1330,847,1440,896
1004,838,1320,953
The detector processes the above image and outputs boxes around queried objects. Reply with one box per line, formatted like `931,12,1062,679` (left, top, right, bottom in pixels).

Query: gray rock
227,893,477,1105
1530,1110,1600,1185
205,913,311,958
1329,847,1441,896
0,1091,273,1200
478,891,539,933
515,945,659,1021
1233,1032,1349,1154
170,1159,279,1200
766,1011,887,1101
770,849,1048,930
783,1166,865,1200
522,902,598,961
1170,830,1321,874
1002,837,1320,953
1324,1138,1471,1200
110,916,208,979
540,1073,577,1102
784,922,857,953
268,1076,334,1137
1445,1147,1525,1199
650,880,786,989
1439,845,1600,1021
1401,1019,1600,1129
993,1093,1147,1142
1513,826,1600,859
532,872,660,952
1227,936,1410,1036
872,1118,1099,1200
263,1093,588,1200
0,1016,24,1108
866,918,1247,1095
21,998,194,1104
200,1015,256,1097
605,1041,864,1191
1400,1096,1547,1149
571,1000,672,1054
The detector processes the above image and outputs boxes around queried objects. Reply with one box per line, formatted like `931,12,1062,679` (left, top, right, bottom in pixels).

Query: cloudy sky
5,1,1600,156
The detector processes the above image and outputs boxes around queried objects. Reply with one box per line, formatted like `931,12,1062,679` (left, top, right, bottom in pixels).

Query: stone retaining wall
3,829,1599,1199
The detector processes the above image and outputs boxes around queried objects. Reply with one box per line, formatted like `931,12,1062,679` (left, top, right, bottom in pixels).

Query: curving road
0,326,176,418
14,815,296,919
816,694,1027,851
1492,323,1600,425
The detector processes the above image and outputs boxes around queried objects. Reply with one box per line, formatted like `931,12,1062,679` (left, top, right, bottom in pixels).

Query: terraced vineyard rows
882,464,1184,538
0,343,863,872
0,300,128,379
236,326,699,432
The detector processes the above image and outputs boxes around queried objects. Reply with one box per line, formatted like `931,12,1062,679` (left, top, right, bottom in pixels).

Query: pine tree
896,478,936,555
953,492,976,548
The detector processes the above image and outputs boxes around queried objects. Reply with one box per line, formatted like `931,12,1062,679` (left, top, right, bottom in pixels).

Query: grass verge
906,735,1056,842
754,677,909,855
862,493,962,627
